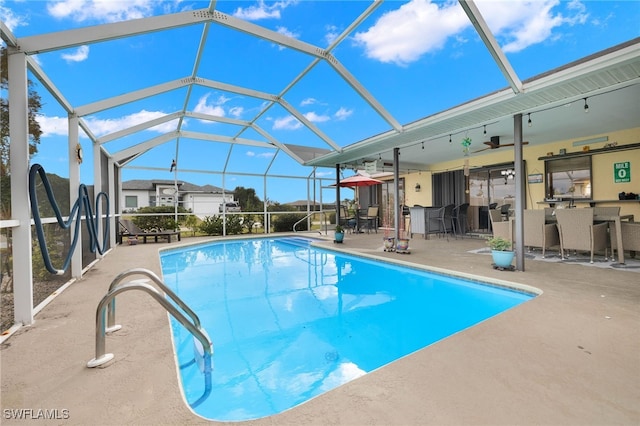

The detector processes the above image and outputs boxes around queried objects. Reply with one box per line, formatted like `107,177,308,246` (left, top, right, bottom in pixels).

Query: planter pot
383,237,395,251
334,232,344,243
396,238,410,251
491,250,515,268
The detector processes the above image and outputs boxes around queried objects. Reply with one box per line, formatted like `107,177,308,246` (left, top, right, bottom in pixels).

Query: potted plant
487,236,514,268
334,225,345,243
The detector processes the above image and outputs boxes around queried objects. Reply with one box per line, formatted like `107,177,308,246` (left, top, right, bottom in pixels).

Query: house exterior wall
182,194,234,219
407,127,640,220
121,189,150,211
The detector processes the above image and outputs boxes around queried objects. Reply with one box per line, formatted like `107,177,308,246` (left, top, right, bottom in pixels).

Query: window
125,195,138,208
545,156,592,200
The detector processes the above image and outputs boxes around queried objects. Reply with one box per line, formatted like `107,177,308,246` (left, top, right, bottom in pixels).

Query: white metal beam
18,9,215,54
324,53,402,132
179,130,274,148
111,132,177,162
8,49,34,326
252,125,305,164
26,57,74,113
459,0,523,94
97,112,182,144
211,11,326,59
184,111,251,126
278,98,343,152
197,77,276,101
75,78,192,116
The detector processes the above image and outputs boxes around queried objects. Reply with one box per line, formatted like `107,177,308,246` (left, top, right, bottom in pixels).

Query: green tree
1,47,44,219
233,186,264,234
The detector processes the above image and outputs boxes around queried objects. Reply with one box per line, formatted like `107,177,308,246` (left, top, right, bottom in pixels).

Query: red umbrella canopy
334,174,384,187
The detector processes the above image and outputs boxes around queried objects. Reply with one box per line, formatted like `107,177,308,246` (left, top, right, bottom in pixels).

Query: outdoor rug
469,248,640,273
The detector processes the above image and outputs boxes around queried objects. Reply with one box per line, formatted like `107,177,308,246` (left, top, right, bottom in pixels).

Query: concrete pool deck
1,232,639,425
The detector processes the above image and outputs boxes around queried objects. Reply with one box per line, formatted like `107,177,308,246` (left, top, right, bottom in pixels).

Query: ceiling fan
472,136,529,153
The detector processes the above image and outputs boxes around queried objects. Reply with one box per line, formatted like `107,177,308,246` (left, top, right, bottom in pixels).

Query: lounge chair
119,219,181,244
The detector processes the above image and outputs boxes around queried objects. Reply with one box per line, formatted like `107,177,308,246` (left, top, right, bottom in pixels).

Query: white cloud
476,0,578,53
61,45,89,63
245,150,274,159
353,0,468,66
273,115,302,130
36,115,69,137
229,106,244,118
37,110,177,138
334,107,353,121
301,98,317,106
233,0,296,21
354,0,589,64
304,111,330,123
325,24,340,46
47,0,156,23
0,0,27,31
193,93,226,118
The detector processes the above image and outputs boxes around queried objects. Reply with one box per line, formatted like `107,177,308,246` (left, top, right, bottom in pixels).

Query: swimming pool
160,237,536,421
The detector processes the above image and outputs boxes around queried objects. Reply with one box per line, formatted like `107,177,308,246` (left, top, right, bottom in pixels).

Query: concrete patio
1,232,639,425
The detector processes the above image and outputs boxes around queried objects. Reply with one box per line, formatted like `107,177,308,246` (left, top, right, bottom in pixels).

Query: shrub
132,206,192,231
273,213,307,232
199,215,244,235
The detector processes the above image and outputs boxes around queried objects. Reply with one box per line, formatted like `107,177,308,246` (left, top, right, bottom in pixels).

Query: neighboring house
121,180,235,219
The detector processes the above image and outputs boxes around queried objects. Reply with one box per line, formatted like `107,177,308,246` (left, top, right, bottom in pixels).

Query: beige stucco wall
403,126,640,218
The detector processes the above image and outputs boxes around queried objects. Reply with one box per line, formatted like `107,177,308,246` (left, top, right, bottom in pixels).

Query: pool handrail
87,280,213,368
105,268,201,333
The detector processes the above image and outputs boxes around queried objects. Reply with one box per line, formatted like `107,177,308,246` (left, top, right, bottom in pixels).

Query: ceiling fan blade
498,141,530,148
472,146,492,153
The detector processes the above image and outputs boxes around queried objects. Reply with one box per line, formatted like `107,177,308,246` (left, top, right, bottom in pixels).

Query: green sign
614,161,631,183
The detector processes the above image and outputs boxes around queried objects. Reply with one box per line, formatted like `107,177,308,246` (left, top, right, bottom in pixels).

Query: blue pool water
160,237,535,421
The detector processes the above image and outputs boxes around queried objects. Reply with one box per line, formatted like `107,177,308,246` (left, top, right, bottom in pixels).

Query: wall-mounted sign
614,161,630,183
528,173,543,184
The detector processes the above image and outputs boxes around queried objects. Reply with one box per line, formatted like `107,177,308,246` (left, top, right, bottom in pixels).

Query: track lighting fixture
421,141,424,150
528,113,532,127
449,134,452,144
483,125,487,135
583,98,589,113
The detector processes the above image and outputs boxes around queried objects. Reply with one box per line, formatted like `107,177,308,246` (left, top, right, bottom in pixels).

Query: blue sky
2,0,639,203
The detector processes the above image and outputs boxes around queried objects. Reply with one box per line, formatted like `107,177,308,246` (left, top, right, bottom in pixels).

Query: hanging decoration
461,137,472,156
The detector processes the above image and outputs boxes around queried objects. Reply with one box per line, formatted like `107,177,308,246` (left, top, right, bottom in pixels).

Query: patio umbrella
334,174,384,188
332,174,383,231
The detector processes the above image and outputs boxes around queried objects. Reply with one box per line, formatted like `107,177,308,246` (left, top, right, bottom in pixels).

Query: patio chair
523,209,559,258
489,209,514,244
338,205,356,233
609,221,640,259
452,203,469,237
500,203,512,220
554,208,608,263
436,204,456,241
359,206,379,233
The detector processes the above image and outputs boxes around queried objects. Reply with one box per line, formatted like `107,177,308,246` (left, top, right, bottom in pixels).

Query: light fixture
421,141,424,150
583,98,589,113
170,159,176,172
415,183,421,192
500,168,515,184
483,125,487,135
449,134,452,144
527,113,532,127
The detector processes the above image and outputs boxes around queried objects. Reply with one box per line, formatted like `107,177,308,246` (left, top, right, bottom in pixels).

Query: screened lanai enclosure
1,1,639,333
